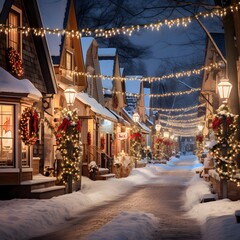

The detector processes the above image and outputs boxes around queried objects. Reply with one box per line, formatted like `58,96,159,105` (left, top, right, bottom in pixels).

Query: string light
164,116,204,123
0,2,239,38
69,62,221,83
159,112,199,119
109,88,201,98
159,118,203,127
146,102,205,112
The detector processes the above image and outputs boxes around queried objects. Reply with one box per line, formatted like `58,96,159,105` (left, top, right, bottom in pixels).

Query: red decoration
57,118,70,132
100,136,105,150
87,132,91,145
196,134,203,142
76,119,82,132
20,107,39,145
156,137,164,143
130,132,141,140
6,47,24,78
212,116,222,131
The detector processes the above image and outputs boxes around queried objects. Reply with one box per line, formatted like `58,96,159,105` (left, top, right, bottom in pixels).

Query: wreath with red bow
20,107,39,145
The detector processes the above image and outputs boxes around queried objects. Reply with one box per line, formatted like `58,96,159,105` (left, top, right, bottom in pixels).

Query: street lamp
198,124,204,132
131,112,141,168
217,78,232,100
63,85,80,193
154,123,162,160
163,129,169,138
64,86,77,107
132,112,140,123
155,123,161,132
217,78,232,198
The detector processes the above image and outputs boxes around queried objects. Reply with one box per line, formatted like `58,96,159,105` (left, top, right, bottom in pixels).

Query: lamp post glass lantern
155,123,161,132
163,130,169,138
217,78,232,100
198,124,204,132
132,112,140,123
64,86,77,106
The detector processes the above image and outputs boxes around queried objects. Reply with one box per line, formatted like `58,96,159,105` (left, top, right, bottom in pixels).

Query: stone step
95,173,115,180
97,168,109,175
30,185,65,199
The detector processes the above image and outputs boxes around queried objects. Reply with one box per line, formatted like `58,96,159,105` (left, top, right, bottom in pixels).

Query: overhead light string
0,2,239,38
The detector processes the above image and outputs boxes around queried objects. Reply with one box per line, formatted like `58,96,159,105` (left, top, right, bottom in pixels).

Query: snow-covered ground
0,155,240,240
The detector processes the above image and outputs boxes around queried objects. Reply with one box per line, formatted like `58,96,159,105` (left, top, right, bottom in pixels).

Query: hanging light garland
146,102,205,112
159,118,203,127
108,88,201,98
164,116,204,123
159,112,199,119
68,62,221,83
1,2,240,38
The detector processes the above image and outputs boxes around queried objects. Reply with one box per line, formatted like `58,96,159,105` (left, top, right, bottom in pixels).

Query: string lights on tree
210,104,240,186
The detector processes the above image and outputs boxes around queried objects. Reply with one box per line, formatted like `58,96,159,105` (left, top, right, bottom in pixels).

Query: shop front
0,67,42,185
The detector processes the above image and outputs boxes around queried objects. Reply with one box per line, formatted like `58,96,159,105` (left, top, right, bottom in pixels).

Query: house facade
0,0,59,199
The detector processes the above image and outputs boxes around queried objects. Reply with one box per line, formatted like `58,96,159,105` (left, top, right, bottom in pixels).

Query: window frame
7,5,22,57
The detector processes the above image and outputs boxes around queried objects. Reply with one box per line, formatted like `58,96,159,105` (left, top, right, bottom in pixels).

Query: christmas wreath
6,47,24,78
20,107,39,145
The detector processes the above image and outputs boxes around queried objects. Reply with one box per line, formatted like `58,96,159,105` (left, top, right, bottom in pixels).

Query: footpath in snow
0,155,240,240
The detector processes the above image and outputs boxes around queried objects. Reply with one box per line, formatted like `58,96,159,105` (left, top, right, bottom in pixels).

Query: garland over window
20,107,39,145
6,47,24,78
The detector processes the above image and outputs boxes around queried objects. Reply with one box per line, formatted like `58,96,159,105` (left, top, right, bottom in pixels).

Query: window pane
66,51,73,78
0,105,14,167
8,10,20,53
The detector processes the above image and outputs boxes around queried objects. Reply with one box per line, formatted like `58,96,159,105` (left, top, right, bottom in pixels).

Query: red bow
58,118,70,132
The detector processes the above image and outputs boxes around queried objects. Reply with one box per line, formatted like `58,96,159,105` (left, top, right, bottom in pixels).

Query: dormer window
7,6,22,56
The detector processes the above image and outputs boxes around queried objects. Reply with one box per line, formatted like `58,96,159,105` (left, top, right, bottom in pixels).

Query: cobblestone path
32,170,202,240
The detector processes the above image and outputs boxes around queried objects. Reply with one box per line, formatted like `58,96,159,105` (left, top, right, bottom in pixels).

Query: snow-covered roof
0,67,42,100
138,122,151,133
80,37,94,64
98,48,116,57
76,92,117,122
108,109,131,126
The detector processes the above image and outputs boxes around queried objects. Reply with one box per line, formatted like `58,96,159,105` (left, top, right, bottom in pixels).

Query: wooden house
0,0,64,199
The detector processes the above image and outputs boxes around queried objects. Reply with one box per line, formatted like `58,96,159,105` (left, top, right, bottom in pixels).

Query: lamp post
197,124,204,132
155,123,161,160
63,86,79,193
131,112,141,168
217,78,232,199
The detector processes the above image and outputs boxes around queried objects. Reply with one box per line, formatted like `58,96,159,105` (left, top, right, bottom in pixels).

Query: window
66,50,73,78
7,6,22,54
0,105,14,167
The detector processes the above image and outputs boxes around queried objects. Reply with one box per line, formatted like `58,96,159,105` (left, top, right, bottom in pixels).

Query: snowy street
32,169,201,239
1,155,240,240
